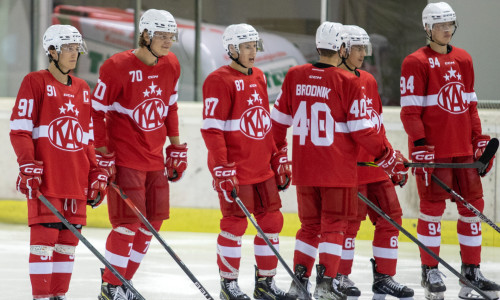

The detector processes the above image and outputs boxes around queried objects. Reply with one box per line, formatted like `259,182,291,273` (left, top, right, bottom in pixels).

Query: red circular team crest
437,82,468,114
132,98,166,131
48,116,83,151
239,107,271,140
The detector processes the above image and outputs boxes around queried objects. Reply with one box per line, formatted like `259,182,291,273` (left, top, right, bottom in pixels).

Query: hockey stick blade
358,138,499,169
231,190,313,300
357,192,493,300
38,194,145,300
110,183,214,300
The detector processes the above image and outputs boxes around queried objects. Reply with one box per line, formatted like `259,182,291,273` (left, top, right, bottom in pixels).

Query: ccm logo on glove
214,169,236,177
414,153,434,161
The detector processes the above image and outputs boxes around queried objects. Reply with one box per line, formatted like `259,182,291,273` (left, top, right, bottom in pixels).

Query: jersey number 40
293,101,334,146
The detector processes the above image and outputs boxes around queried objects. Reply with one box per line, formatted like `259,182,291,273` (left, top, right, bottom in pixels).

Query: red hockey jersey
400,46,481,158
356,70,391,184
271,64,386,187
91,50,180,171
10,70,95,200
201,66,276,185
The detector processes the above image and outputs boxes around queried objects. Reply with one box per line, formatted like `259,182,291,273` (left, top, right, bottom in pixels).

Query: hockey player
271,22,409,300
91,9,187,300
10,25,108,300
400,2,500,300
201,23,294,300
335,25,414,300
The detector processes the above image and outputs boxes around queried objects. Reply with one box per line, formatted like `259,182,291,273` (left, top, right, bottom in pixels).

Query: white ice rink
1,223,499,299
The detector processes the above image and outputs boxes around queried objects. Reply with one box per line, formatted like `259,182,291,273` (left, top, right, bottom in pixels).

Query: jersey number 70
293,101,334,146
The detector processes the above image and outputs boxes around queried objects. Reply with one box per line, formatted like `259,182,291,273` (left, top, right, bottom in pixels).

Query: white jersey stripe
457,234,482,247
10,119,34,131
29,262,53,275
401,92,477,108
105,250,130,268
417,234,441,247
169,93,178,105
372,246,398,259
346,118,374,132
202,119,240,131
318,242,342,256
217,245,241,258
32,125,92,145
92,99,108,113
254,244,279,256
52,261,74,273
295,240,318,259
271,109,293,126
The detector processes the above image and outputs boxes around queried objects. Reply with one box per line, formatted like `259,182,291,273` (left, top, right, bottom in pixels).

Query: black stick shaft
431,174,500,234
357,192,492,300
38,194,145,300
231,192,312,300
110,183,214,300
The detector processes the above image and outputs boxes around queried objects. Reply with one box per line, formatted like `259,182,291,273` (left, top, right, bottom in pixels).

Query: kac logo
48,116,83,151
132,98,167,131
437,82,468,114
239,107,271,139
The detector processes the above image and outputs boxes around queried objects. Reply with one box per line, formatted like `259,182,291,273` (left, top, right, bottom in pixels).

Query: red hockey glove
473,135,495,177
95,151,116,182
271,149,292,191
16,161,44,199
87,168,109,208
411,145,435,186
390,173,408,188
165,143,188,182
375,148,409,177
213,163,238,203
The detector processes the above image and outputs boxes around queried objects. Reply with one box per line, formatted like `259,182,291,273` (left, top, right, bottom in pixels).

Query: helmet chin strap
229,52,253,75
146,40,159,64
49,54,71,75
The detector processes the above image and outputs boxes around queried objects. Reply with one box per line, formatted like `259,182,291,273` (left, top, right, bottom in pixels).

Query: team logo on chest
49,100,83,151
239,90,271,140
132,81,167,131
437,67,468,114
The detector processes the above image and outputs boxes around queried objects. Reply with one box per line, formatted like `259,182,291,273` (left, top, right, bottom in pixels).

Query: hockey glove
411,145,435,186
87,168,109,208
390,173,408,188
165,143,188,182
213,162,238,203
16,160,44,199
375,148,409,177
271,149,292,191
473,135,495,177
95,151,116,182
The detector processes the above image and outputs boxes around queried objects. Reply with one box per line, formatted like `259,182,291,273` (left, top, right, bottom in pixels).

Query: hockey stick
109,183,214,300
357,192,493,300
231,190,313,300
431,174,500,234
358,138,499,169
37,194,145,300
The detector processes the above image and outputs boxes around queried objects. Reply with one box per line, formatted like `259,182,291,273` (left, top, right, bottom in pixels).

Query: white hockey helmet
316,22,346,51
139,9,178,41
343,25,372,56
222,23,264,54
422,2,456,30
42,25,87,56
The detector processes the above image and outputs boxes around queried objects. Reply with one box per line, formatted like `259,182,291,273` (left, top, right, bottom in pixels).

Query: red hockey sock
254,211,283,276
417,214,442,266
372,217,400,276
457,215,482,265
29,224,59,298
338,220,360,275
125,221,162,280
103,224,140,285
218,216,247,279
294,225,320,278
50,229,79,296
318,232,344,278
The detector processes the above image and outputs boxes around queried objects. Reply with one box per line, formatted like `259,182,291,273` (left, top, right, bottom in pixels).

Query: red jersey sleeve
400,55,428,144
91,59,123,148
271,74,293,150
164,77,180,137
10,74,42,163
201,73,232,166
464,58,482,139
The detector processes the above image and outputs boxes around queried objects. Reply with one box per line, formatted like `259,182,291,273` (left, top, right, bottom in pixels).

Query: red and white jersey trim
10,120,93,145
92,100,170,119
10,119,33,131
401,92,477,107
202,118,241,131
